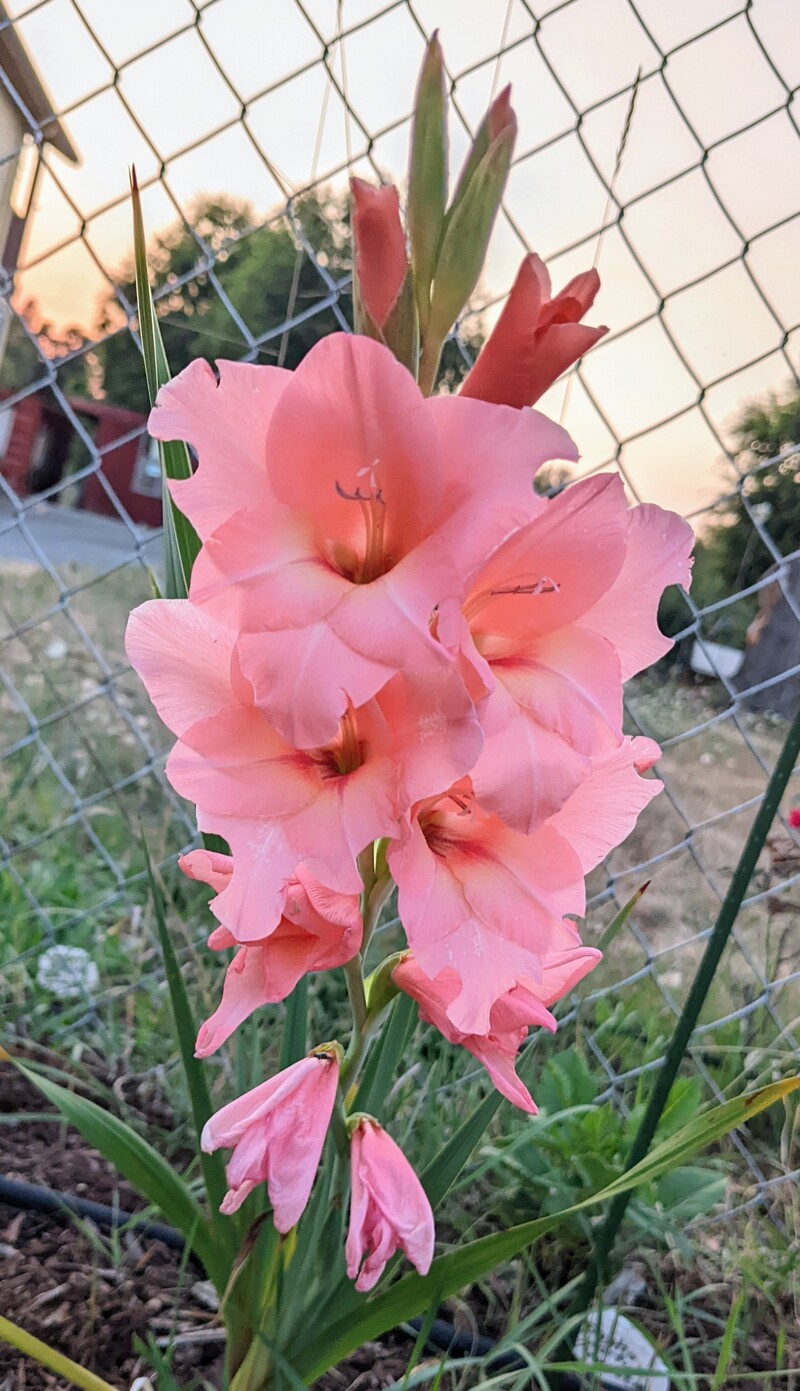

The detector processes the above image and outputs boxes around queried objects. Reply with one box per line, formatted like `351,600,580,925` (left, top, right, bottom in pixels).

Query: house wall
0,88,24,360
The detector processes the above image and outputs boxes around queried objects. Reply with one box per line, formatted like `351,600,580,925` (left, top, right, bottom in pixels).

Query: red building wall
77,401,162,529
0,393,163,528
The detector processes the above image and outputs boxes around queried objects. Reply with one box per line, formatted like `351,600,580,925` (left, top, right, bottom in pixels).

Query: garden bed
3,1064,799,1390
0,1067,415,1389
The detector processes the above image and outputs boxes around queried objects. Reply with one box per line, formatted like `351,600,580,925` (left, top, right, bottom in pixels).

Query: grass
1,552,799,1386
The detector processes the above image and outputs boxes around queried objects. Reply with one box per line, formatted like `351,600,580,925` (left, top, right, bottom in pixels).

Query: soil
0,1065,412,1390
0,1065,223,1390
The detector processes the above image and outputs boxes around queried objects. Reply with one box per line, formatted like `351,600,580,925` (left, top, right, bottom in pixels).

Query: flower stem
561,696,800,1346
417,336,443,396
343,955,368,1039
339,844,394,1096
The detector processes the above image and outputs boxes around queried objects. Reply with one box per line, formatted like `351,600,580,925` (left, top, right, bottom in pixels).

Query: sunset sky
3,0,799,516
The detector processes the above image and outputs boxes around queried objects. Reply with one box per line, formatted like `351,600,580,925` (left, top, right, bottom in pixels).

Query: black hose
0,1175,187,1251
0,1177,615,1388
405,1317,589,1388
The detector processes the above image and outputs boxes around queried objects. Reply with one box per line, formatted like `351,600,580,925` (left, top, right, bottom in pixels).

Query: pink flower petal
265,334,443,555
389,795,585,1035
580,504,694,681
179,848,233,894
470,679,592,832
149,358,289,540
463,475,628,641
459,253,606,408
202,1052,339,1231
547,736,663,874
125,600,248,737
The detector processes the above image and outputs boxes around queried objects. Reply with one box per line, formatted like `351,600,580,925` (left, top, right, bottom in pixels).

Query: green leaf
650,1077,704,1138
0,1314,119,1391
653,1166,726,1223
596,882,650,953
711,1286,746,1391
354,993,416,1118
133,1333,185,1391
292,1077,800,1380
407,33,448,330
279,977,309,1071
145,847,237,1271
8,1056,226,1291
131,167,200,600
420,1088,502,1210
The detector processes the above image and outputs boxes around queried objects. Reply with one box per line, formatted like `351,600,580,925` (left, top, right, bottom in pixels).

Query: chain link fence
1,0,799,1228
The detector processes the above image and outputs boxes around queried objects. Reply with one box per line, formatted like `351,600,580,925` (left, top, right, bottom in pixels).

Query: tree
95,190,482,414
0,298,90,398
703,390,800,597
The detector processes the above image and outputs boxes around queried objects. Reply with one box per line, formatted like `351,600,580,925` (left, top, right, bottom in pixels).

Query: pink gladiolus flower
351,178,408,329
126,599,481,940
346,1117,434,1291
388,780,586,1035
460,252,607,408
151,334,577,748
180,852,362,1056
441,473,693,833
201,1049,340,1225
393,950,599,1113
547,736,662,875
389,740,657,1039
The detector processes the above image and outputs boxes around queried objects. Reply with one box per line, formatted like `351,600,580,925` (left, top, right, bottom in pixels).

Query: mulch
0,1063,225,1390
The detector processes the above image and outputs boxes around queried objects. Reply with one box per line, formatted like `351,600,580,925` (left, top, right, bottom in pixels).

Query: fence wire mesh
1,0,799,1231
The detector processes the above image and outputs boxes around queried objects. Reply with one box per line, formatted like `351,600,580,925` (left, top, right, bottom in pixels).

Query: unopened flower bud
345,1115,434,1290
407,32,448,331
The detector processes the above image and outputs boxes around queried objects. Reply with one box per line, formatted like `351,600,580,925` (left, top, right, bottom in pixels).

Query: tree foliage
658,386,800,653
95,190,481,414
702,391,800,596
0,299,90,398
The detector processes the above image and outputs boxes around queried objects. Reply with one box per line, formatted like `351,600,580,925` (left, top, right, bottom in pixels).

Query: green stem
339,844,395,1094
569,697,800,1323
343,955,368,1038
417,335,443,397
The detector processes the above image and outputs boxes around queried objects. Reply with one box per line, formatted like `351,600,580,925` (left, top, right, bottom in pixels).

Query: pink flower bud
460,252,607,408
487,84,514,141
201,1049,340,1228
346,1117,434,1291
788,808,800,829
351,178,408,330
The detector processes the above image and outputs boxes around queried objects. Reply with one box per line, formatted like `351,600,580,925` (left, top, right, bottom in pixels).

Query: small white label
574,1311,669,1390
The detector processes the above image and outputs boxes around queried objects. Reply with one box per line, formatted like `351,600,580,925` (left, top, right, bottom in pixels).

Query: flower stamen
463,575,559,623
334,467,388,584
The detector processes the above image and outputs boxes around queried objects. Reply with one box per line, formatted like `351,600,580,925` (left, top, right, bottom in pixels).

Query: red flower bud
350,177,408,330
460,252,608,408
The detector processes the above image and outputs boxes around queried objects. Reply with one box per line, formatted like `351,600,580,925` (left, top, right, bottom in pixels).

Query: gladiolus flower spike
125,34,694,1299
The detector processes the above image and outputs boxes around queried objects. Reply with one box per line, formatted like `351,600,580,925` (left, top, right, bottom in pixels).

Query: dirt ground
0,1066,417,1390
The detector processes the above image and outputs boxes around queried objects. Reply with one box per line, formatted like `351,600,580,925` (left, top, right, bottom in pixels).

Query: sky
2,0,799,517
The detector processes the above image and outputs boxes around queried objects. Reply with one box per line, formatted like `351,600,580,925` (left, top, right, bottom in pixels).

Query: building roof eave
0,4,78,163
